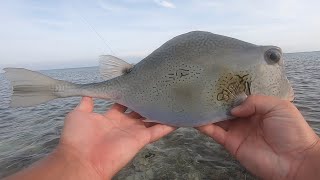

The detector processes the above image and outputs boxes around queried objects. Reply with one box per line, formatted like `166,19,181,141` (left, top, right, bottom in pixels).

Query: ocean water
0,51,319,179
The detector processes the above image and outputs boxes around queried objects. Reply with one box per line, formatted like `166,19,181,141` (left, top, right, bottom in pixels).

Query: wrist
52,145,105,180
288,138,320,180
5,145,105,180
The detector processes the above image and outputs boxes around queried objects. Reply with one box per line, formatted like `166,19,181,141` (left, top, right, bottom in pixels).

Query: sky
0,0,319,71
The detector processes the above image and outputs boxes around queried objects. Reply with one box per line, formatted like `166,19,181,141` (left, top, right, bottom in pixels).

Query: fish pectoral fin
99,55,134,80
232,92,248,107
142,119,161,124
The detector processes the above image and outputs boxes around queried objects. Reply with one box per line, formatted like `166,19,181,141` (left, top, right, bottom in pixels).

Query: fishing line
72,5,116,55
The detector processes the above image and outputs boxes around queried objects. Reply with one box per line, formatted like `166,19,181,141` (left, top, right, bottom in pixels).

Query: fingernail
231,106,242,114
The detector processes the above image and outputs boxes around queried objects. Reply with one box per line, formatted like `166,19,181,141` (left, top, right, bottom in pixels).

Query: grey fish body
4,31,294,127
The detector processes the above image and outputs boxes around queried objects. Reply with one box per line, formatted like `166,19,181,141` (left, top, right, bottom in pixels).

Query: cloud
97,0,127,12
33,19,72,29
154,0,175,8
0,0,320,70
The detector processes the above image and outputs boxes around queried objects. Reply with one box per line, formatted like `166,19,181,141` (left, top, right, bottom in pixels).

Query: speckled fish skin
90,31,293,127
5,31,294,127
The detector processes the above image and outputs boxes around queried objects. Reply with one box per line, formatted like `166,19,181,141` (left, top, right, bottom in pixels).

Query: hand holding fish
61,97,176,179
60,97,176,179
197,95,320,180
5,97,175,180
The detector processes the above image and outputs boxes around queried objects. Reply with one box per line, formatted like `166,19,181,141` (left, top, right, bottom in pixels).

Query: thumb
231,95,282,117
75,97,94,113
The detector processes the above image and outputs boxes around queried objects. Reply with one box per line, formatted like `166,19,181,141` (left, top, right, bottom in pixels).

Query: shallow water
0,52,319,179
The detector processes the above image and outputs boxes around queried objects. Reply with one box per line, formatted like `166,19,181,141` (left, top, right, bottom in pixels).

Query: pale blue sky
0,0,319,70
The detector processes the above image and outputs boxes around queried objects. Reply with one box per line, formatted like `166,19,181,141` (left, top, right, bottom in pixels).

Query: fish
4,31,294,127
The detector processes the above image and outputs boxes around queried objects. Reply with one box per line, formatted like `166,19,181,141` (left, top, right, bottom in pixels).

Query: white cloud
0,0,320,70
97,0,127,12
34,19,72,29
154,0,176,8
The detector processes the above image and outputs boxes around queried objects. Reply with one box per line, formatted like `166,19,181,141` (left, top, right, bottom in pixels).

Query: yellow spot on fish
214,71,252,105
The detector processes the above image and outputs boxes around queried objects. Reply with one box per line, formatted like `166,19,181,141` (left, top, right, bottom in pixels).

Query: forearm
4,148,103,180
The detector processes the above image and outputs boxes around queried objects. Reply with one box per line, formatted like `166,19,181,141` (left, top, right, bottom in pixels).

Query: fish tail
4,68,78,107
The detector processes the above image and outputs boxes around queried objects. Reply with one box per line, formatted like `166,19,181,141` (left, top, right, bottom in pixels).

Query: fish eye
265,49,282,63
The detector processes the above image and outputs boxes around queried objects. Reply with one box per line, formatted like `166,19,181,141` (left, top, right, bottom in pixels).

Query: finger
196,124,227,145
127,111,143,119
144,121,157,128
75,97,94,113
231,95,282,118
107,103,128,114
214,120,231,131
147,124,177,143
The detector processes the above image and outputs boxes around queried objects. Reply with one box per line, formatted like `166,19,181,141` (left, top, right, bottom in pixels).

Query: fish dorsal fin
99,55,133,80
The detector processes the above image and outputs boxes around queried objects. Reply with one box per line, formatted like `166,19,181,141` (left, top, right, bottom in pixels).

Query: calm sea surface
0,52,319,179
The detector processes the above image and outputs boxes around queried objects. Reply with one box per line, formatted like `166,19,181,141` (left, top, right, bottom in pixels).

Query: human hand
57,97,176,179
197,95,319,179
